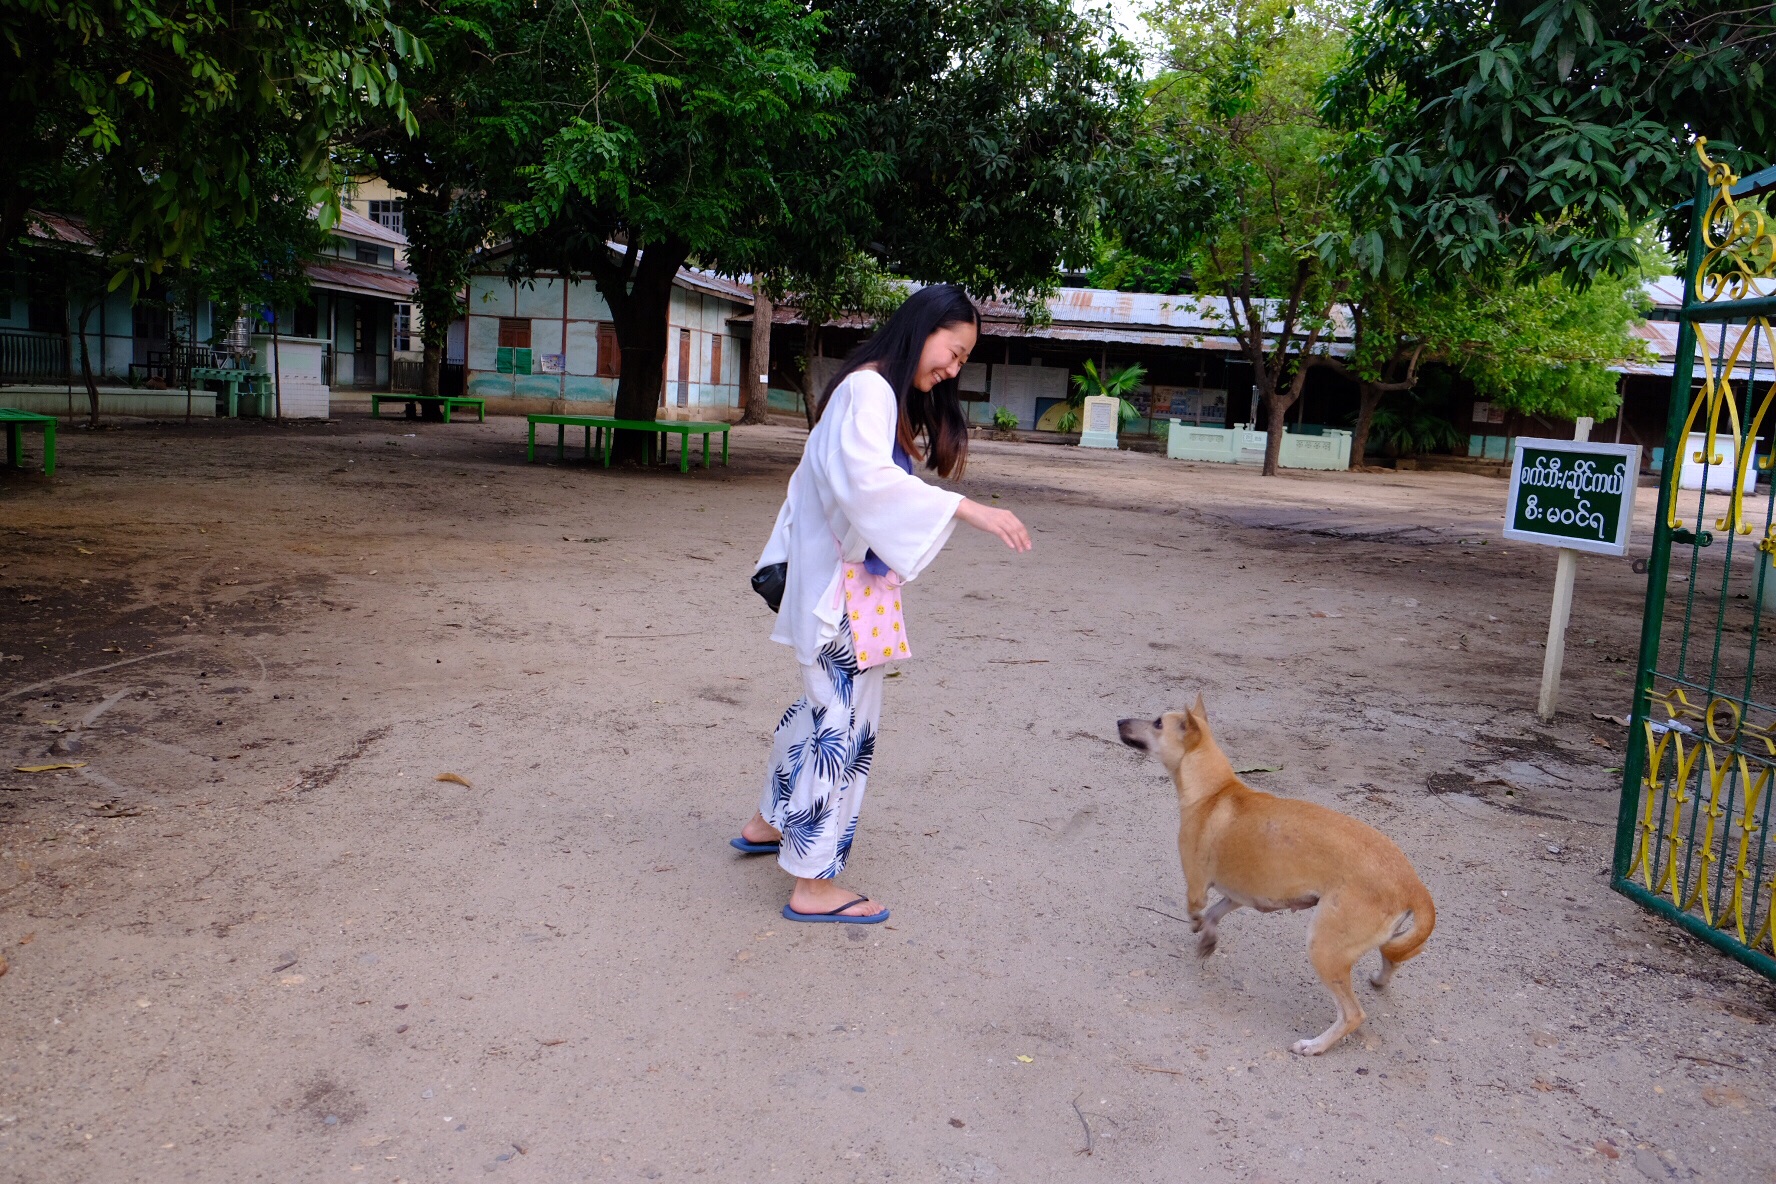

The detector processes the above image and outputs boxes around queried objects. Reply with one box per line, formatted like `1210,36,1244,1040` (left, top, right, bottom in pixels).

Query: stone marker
1078,394,1120,450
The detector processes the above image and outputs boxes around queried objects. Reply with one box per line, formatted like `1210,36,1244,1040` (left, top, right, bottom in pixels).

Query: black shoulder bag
751,562,787,613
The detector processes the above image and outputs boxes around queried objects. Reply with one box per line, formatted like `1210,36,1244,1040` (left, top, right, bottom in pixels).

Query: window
676,328,691,405
709,334,723,385
132,301,170,345
368,199,405,236
496,317,533,375
394,303,412,352
596,322,621,377
293,302,318,340
354,241,381,265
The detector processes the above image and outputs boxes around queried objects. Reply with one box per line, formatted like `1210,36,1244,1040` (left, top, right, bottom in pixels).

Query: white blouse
758,370,963,664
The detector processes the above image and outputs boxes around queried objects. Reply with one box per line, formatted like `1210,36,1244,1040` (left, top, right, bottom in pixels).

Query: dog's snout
1117,717,1150,750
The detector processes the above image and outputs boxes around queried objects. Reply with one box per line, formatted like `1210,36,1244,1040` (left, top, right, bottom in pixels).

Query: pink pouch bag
843,564,910,670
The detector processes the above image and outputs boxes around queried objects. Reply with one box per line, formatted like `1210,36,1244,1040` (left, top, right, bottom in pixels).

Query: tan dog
1118,697,1435,1055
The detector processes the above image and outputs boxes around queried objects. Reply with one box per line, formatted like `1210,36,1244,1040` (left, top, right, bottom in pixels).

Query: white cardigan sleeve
826,374,963,580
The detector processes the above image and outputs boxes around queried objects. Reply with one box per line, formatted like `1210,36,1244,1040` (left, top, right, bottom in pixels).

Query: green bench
0,408,56,475
371,393,487,423
190,366,270,417
526,415,730,473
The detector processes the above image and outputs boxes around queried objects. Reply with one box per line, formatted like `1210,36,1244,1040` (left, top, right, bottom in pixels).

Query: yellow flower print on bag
842,564,911,671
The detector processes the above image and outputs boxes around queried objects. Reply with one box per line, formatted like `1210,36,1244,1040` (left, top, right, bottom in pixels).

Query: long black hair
815,283,978,478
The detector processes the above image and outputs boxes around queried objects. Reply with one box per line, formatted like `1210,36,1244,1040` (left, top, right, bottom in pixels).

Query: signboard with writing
1503,438,1642,556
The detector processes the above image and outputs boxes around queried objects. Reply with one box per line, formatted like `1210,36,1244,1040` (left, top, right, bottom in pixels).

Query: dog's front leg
1195,895,1237,957
1184,876,1210,932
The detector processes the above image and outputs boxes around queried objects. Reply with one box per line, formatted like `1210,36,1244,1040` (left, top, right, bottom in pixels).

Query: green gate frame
1615,141,1776,978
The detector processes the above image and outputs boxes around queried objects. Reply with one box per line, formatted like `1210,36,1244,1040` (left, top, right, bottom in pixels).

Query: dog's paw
1291,1038,1327,1056
1187,916,1203,933
1195,930,1218,958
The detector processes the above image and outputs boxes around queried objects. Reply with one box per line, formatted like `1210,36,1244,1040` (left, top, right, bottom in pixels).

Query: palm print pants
758,630,884,879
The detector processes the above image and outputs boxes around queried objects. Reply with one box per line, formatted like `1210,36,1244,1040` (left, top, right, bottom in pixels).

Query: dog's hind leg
1195,895,1238,957
1369,955,1398,989
1371,904,1430,988
1292,906,1370,1056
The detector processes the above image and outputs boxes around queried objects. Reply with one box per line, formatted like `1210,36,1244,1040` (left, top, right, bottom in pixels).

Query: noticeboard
1503,438,1642,556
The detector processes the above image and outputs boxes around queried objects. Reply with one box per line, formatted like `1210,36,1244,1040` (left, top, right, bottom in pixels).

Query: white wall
990,363,1068,428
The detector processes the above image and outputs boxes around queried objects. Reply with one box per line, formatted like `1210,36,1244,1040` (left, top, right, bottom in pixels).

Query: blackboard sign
1503,438,1641,556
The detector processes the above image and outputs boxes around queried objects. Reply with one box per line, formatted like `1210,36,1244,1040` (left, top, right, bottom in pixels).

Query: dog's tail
1380,881,1436,965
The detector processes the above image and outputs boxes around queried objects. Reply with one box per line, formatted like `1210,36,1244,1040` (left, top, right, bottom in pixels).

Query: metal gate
1616,142,1776,977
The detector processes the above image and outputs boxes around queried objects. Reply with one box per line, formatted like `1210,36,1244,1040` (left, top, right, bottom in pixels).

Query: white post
1537,417,1593,721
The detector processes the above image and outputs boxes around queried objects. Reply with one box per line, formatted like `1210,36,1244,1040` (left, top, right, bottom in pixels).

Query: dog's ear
1190,693,1207,722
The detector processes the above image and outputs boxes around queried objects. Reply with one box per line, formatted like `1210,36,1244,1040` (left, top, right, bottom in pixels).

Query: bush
991,406,1019,432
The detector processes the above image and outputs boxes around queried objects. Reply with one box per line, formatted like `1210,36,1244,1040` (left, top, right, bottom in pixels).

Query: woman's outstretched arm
954,499,1032,552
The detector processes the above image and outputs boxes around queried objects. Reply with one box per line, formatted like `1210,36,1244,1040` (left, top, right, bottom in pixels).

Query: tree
477,0,846,457
2,1,424,281
1128,0,1354,475
487,0,1142,460
1324,268,1651,461
1323,0,1776,279
769,255,906,428
357,2,531,400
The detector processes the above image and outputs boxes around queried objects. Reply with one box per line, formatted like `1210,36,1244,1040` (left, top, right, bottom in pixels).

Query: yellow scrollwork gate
1618,141,1776,976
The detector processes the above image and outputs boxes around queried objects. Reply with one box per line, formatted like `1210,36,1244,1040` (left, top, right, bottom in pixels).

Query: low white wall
0,386,216,418
1166,421,1351,471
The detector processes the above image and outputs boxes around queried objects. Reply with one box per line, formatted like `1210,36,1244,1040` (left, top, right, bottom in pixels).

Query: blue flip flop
729,837,780,854
782,895,889,925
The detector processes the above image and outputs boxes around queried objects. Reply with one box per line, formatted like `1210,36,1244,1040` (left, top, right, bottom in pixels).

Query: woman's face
914,321,978,392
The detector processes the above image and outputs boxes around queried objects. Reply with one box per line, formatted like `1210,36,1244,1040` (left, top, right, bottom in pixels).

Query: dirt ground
1,410,1771,1184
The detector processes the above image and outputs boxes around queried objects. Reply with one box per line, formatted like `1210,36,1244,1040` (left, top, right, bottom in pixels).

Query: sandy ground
0,411,1771,1184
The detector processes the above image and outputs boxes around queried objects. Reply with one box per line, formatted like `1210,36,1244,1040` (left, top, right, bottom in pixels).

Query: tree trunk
592,237,690,462
404,186,464,416
421,342,442,399
1350,381,1385,467
75,301,100,427
738,286,773,425
801,320,822,429
1261,390,1289,476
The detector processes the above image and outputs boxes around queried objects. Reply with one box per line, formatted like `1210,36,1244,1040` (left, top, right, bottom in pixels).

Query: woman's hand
956,498,1032,553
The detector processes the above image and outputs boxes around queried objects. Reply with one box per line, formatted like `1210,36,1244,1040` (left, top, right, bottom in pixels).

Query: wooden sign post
1502,419,1641,721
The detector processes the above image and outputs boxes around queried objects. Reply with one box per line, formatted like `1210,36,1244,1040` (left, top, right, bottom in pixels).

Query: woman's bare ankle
741,812,781,843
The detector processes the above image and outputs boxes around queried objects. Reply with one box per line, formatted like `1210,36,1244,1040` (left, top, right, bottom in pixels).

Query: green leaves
1323,0,1774,280
5,0,427,278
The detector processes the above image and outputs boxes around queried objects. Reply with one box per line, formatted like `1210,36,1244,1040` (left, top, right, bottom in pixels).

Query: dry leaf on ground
436,772,473,788
14,762,86,773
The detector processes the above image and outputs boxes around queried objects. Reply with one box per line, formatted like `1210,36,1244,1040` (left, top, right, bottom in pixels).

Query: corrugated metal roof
733,284,1352,352
304,259,418,300
1624,318,1776,379
24,211,96,248
330,206,408,249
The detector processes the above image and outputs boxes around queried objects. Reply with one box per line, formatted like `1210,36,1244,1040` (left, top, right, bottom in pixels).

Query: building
297,206,418,392
746,287,1358,439
463,255,750,414
0,202,416,416
340,178,420,371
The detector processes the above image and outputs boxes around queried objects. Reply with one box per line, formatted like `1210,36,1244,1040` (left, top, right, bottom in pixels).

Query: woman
734,284,1032,924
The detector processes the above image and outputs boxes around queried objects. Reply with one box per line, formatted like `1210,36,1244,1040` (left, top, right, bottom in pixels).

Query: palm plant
1058,360,1146,434
1365,388,1464,458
